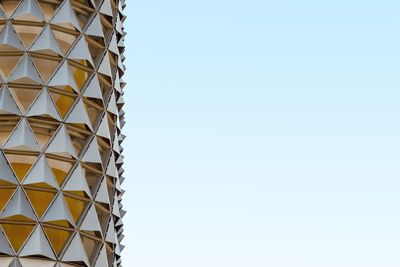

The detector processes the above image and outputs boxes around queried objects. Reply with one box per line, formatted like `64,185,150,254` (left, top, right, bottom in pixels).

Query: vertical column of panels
0,0,127,266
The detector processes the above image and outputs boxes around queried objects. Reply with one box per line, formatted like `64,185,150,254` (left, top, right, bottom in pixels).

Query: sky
121,1,400,266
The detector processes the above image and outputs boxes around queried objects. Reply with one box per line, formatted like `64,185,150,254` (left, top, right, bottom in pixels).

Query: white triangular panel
22,155,60,189
114,71,121,93
80,204,101,232
116,14,123,34
0,5,7,19
0,85,22,116
108,32,119,55
83,74,102,99
115,217,123,227
48,61,79,92
0,152,18,185
19,225,56,260
7,53,43,84
112,193,120,217
65,99,93,131
8,258,21,267
51,0,81,32
0,226,13,255
107,91,118,115
81,137,102,164
115,176,121,192
95,178,109,205
85,13,103,37
4,118,41,151
106,155,117,178
105,218,116,244
117,95,124,105
61,233,89,266
97,51,111,77
100,0,113,16
0,187,36,221
45,124,77,158
117,37,124,48
64,163,91,197
26,88,62,120
68,35,93,65
117,53,124,71
11,0,46,21
112,134,120,154
0,22,25,50
115,240,121,256
116,154,123,165
42,193,75,226
29,25,63,55
96,114,110,140
94,245,108,267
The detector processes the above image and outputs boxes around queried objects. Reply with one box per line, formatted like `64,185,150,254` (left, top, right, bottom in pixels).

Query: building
0,0,126,266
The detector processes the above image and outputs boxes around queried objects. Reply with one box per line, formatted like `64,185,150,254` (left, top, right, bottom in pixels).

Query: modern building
0,0,126,266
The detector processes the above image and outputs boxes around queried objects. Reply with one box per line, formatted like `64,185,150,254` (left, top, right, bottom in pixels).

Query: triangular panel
0,188,36,221
4,118,41,151
42,193,75,227
22,155,60,189
19,225,56,260
64,163,91,197
50,0,82,32
48,61,79,93
11,0,46,22
0,85,22,116
45,124,77,158
26,88,62,120
29,25,63,56
65,99,93,131
61,232,89,266
0,22,25,51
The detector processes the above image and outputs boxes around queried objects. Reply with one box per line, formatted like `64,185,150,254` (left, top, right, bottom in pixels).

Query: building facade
0,0,126,266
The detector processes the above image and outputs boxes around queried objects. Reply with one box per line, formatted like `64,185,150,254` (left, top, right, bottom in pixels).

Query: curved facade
0,0,126,266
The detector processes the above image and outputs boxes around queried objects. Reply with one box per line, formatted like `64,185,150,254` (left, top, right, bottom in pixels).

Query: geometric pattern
0,0,126,266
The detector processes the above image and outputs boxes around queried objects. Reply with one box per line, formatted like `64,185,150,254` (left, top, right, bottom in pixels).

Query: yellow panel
64,195,86,223
54,86,75,118
1,223,34,252
43,226,71,255
10,163,32,182
3,215,34,222
0,180,14,186
46,219,71,228
24,182,54,189
51,168,68,186
0,188,15,211
74,60,87,89
25,189,55,218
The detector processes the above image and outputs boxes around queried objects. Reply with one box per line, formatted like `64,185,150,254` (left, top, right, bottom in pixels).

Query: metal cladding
0,0,127,266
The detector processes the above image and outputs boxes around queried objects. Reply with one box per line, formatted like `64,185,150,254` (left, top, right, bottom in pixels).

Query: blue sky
121,1,400,266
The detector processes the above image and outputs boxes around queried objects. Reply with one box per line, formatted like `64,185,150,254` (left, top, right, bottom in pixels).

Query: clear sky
121,1,400,266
